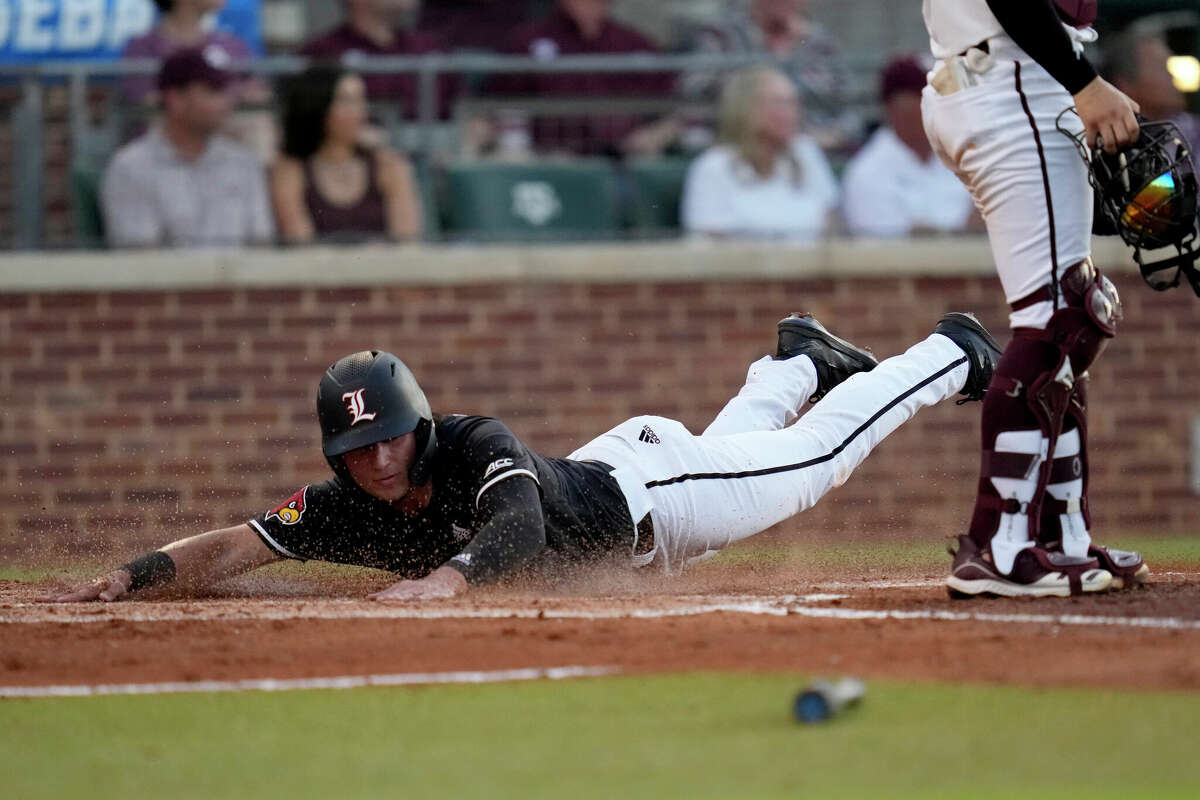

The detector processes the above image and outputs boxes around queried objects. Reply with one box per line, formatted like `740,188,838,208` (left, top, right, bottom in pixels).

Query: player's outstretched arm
39,524,281,603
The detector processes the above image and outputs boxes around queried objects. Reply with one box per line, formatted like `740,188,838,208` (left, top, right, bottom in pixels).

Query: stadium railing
1,52,887,250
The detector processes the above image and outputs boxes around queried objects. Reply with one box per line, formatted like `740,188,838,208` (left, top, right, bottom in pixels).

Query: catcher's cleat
945,535,1113,599
1088,544,1149,590
932,312,1003,403
775,312,878,403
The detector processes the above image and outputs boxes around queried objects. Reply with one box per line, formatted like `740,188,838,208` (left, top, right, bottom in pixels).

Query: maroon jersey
492,9,676,155
298,24,460,118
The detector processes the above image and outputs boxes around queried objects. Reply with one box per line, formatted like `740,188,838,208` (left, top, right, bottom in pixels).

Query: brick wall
3,270,1199,561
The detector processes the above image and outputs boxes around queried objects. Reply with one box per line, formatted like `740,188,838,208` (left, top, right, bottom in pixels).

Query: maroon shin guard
966,332,1063,549
1038,378,1090,545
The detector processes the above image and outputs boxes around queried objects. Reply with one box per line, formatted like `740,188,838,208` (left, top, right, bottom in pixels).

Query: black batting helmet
316,351,438,485
1060,111,1200,295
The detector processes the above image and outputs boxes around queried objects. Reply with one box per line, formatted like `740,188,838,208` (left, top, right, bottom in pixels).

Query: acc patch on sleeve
483,457,514,479
265,486,308,525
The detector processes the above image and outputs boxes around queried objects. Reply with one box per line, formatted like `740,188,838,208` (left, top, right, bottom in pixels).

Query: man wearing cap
101,46,275,248
841,56,980,239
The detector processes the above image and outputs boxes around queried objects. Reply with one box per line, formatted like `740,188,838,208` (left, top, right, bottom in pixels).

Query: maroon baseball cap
157,45,234,92
880,56,928,102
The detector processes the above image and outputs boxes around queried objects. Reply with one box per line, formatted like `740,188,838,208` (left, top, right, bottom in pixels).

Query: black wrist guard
121,551,177,592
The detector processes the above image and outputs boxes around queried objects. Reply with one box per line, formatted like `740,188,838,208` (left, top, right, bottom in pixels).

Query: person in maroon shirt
298,0,458,119
492,0,679,156
418,0,542,53
121,0,260,106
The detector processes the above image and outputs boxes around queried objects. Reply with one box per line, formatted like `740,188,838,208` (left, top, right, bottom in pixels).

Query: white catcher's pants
921,34,1091,329
568,334,970,573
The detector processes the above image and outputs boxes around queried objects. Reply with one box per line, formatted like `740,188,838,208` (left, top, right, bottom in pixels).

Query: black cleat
932,312,1003,402
776,312,878,403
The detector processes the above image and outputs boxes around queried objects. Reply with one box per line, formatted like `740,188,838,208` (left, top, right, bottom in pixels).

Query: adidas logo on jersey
638,425,660,444
451,553,473,567
483,457,514,478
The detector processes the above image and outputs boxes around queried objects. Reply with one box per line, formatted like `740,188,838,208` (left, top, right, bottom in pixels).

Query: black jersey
249,415,634,582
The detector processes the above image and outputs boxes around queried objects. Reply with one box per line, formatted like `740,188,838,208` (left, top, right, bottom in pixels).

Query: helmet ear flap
326,453,353,485
409,417,438,485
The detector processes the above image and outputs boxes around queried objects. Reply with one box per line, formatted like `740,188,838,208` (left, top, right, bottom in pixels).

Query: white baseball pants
921,34,1091,329
568,335,970,573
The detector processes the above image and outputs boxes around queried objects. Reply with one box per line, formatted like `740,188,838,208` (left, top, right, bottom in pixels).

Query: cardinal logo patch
266,487,308,525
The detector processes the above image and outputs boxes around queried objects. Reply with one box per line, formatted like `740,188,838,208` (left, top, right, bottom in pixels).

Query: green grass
1,673,1196,799
5,533,1197,584
0,565,72,581
704,532,1200,572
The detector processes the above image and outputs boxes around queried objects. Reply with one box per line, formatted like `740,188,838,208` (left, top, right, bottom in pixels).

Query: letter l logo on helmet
342,389,377,426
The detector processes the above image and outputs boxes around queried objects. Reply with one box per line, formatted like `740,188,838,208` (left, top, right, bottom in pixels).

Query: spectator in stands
1105,27,1200,150
680,0,858,152
101,47,274,248
121,0,273,160
418,0,541,52
121,0,257,103
299,0,458,118
491,0,678,157
681,65,838,241
272,65,423,244
841,57,978,239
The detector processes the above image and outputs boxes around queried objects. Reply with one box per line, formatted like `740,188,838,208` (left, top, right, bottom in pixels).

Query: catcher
46,312,1015,603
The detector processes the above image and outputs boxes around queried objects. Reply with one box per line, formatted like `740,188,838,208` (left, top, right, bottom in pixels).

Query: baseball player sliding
47,313,1002,603
921,0,1150,596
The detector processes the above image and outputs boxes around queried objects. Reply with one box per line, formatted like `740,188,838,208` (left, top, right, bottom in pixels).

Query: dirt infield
4,559,1199,695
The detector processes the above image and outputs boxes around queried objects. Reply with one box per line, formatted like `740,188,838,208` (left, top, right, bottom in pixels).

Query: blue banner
0,0,262,63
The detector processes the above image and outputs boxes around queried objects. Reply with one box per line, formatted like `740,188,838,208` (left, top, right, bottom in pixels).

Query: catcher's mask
316,350,437,487
1058,109,1200,296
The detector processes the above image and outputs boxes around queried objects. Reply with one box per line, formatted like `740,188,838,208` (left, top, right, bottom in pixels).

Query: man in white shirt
842,57,978,238
101,46,274,248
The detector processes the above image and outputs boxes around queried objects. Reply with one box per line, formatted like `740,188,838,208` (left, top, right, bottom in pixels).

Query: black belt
585,459,655,556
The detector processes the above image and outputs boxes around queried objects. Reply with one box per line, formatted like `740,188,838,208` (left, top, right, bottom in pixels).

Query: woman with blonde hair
682,65,839,241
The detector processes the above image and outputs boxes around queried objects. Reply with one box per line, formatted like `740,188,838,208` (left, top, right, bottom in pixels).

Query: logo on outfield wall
266,486,308,526
0,0,264,64
342,389,377,426
512,181,562,226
